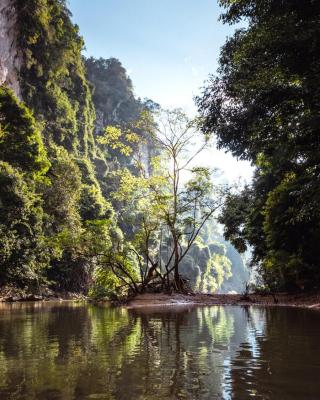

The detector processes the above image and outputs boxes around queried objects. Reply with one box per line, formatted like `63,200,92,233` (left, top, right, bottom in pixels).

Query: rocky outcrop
0,0,21,98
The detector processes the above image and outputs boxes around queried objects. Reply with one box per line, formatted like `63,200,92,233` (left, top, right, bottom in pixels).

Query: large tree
197,0,320,290
93,109,225,294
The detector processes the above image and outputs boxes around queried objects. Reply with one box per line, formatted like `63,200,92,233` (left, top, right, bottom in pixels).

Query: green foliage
0,88,50,287
99,109,226,293
89,267,120,300
179,238,232,293
198,0,320,290
0,86,50,177
86,57,159,182
16,0,96,155
0,161,48,286
178,221,249,294
43,146,82,233
262,172,320,288
0,2,118,292
9,0,125,293
80,184,112,221
98,126,140,157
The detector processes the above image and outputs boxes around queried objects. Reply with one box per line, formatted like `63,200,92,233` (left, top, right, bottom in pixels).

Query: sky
68,0,253,183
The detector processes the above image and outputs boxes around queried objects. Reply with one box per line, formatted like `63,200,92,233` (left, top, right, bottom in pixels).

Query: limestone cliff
0,0,21,98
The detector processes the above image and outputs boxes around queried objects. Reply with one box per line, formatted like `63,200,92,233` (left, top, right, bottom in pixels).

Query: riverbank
1,285,320,311
0,286,86,302
125,292,320,311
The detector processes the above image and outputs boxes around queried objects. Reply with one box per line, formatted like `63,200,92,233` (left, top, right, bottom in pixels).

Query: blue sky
68,0,233,110
68,0,253,182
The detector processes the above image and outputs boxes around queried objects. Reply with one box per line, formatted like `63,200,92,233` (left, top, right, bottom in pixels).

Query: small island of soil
125,292,320,311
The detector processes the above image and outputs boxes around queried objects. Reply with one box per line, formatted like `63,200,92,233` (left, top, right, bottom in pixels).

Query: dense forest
0,0,249,297
1,0,319,298
198,0,320,291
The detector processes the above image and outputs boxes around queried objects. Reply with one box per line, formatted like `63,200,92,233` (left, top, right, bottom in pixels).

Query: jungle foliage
0,0,248,296
1,0,116,291
91,109,229,294
197,0,320,290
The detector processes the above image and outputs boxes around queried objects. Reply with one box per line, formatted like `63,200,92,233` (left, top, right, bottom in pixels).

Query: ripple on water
0,304,319,399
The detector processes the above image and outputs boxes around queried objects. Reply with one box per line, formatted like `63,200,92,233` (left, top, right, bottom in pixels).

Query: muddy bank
0,286,87,302
2,285,319,311
125,292,320,311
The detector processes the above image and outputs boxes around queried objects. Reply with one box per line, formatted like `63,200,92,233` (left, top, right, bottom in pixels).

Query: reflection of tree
1,304,318,399
0,304,238,399
117,306,236,399
199,307,234,344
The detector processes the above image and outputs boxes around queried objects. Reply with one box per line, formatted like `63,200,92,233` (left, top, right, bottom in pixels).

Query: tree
0,88,50,287
95,109,225,294
0,87,49,177
0,162,48,287
197,0,320,290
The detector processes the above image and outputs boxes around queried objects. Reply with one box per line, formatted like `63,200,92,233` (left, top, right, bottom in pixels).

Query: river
0,302,319,399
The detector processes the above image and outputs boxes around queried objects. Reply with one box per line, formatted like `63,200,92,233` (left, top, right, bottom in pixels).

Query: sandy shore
1,285,319,311
125,292,320,311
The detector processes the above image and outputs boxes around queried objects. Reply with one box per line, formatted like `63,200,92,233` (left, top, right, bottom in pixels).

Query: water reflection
0,302,319,399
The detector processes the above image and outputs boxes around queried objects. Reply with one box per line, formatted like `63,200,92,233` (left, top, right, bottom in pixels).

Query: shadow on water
0,302,319,399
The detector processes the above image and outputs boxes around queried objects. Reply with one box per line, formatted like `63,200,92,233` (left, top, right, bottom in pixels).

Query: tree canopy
198,0,320,290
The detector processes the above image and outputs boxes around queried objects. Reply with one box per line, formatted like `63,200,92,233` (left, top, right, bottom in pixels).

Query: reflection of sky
1,304,319,399
222,356,233,400
68,0,253,183
247,308,266,359
217,307,267,398
178,307,268,398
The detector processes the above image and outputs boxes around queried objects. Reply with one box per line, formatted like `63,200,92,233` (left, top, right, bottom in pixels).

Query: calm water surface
0,302,319,400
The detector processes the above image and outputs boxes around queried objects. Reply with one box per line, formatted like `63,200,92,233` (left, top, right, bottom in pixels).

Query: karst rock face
0,0,21,98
